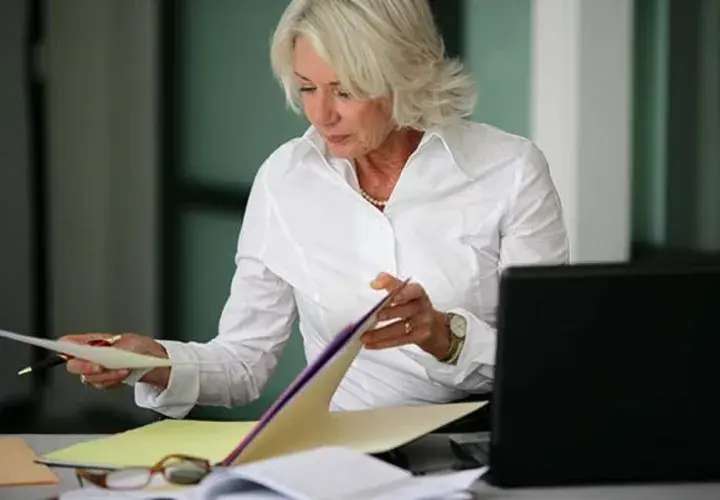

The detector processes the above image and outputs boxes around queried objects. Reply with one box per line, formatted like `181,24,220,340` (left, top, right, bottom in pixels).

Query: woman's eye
299,86,316,93
336,89,351,99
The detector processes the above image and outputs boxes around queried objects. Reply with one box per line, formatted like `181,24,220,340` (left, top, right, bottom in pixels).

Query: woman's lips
326,134,350,145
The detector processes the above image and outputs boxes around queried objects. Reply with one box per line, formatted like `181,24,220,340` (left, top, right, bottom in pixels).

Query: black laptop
486,262,720,487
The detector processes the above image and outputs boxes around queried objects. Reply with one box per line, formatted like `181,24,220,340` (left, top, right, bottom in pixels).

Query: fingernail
370,273,386,286
92,364,102,373
120,369,129,377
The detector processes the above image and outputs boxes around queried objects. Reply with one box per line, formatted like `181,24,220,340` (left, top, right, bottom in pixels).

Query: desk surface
3,434,720,500
1,434,98,500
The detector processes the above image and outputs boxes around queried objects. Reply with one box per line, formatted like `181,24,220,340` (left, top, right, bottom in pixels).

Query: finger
91,380,125,390
389,283,427,306
378,300,421,321
369,272,403,291
66,359,105,375
362,320,410,348
366,335,419,350
82,369,130,386
363,314,433,348
60,333,115,345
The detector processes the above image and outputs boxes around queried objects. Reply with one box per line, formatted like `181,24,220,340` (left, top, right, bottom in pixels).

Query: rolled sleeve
403,307,494,392
134,340,201,419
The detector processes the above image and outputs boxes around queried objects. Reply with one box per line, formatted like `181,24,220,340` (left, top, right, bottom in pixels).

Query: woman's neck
354,128,423,178
353,128,423,208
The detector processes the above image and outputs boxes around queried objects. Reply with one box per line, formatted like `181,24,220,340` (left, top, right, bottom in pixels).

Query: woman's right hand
60,333,170,390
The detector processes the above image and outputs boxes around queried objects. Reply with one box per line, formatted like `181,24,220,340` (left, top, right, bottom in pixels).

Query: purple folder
220,280,408,466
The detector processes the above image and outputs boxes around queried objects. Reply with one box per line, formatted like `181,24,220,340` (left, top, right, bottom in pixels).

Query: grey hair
269,0,477,130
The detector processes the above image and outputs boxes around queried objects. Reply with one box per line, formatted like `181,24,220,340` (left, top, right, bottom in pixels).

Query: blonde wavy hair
270,0,477,130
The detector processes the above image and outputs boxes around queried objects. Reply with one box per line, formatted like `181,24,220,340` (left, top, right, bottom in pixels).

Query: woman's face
292,35,394,159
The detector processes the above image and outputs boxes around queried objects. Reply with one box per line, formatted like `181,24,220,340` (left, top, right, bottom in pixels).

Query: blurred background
0,0,718,434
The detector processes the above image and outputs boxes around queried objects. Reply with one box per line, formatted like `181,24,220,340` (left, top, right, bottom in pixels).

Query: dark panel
182,184,250,213
158,0,181,341
665,0,702,248
429,0,463,59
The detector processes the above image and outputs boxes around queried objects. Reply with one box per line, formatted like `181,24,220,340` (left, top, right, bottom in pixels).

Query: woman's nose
311,90,338,126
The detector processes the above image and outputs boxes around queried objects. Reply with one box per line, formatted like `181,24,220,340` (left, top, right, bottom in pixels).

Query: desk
3,434,720,500
1,434,102,500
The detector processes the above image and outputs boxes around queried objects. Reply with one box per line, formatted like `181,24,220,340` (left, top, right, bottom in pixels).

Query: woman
65,0,568,418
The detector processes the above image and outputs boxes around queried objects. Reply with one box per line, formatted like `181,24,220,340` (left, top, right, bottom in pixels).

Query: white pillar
530,0,634,263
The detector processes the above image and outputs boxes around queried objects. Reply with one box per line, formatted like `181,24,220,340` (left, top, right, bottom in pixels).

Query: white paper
362,467,488,499
210,447,409,500
0,329,180,369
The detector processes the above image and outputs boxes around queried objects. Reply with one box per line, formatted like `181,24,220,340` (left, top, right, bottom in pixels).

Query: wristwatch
439,312,467,365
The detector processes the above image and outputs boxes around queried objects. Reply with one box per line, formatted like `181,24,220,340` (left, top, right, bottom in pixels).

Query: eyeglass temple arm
76,469,110,488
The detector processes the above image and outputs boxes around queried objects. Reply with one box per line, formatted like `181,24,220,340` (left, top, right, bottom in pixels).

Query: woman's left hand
361,272,451,359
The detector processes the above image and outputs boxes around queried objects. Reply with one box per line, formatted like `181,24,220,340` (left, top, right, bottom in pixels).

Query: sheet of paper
218,446,409,500
0,437,60,486
0,329,181,369
356,467,488,500
41,419,257,469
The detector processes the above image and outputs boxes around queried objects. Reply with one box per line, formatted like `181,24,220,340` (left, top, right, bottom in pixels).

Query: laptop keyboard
373,432,491,475
448,432,491,467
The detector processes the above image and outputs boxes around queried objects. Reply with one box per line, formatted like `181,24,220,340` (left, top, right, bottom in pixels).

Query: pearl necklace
359,187,388,208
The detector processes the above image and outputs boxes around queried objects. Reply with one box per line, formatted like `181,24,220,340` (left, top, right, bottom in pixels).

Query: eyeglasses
75,454,212,490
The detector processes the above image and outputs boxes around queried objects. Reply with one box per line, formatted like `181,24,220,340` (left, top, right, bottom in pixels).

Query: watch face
449,313,467,338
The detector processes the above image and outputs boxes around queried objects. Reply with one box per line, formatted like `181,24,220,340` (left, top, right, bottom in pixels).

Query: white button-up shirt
134,120,568,418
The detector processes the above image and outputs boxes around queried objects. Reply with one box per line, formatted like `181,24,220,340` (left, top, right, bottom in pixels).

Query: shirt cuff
402,307,495,390
133,340,200,419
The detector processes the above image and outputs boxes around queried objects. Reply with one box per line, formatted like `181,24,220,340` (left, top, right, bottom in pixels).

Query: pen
17,334,123,375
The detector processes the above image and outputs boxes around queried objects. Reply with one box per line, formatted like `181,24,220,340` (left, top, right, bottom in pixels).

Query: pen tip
17,367,31,376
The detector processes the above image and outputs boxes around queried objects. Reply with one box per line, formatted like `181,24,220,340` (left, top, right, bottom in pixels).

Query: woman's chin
326,141,359,159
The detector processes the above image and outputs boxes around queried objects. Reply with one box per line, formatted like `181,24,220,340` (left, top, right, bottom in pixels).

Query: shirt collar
298,122,473,179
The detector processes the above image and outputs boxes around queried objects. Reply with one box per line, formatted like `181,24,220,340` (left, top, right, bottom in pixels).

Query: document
0,329,180,369
40,281,485,469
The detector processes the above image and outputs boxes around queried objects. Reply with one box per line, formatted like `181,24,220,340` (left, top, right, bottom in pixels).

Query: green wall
631,0,720,253
464,0,531,137
179,0,308,187
176,0,308,421
632,0,670,247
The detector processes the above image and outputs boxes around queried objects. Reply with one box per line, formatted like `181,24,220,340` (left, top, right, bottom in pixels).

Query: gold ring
404,319,413,335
